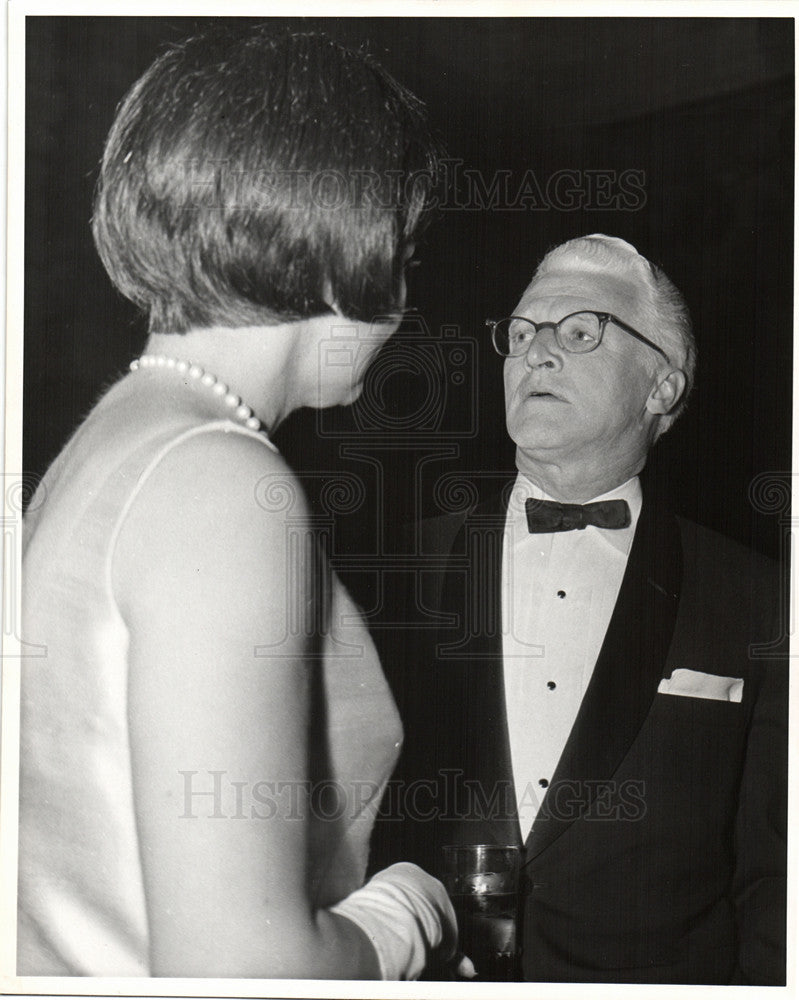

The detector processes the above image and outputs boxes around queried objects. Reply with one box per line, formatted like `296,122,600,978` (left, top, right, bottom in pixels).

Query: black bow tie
525,497,631,533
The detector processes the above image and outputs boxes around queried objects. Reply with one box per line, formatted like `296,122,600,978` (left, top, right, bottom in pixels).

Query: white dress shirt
502,473,642,839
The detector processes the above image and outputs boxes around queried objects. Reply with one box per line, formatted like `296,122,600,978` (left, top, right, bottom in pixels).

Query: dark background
24,17,793,597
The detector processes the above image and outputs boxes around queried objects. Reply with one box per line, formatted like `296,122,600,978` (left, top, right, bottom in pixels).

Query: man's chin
507,422,568,454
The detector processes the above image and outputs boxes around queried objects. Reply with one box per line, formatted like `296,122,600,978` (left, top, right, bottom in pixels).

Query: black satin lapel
432,487,522,850
525,495,683,860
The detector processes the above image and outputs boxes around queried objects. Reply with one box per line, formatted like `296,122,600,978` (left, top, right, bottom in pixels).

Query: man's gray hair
533,234,696,434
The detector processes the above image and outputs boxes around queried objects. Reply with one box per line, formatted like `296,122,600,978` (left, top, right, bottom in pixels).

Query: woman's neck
143,324,310,435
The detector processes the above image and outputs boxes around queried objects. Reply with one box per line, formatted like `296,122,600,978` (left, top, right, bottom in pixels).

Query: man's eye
563,321,598,344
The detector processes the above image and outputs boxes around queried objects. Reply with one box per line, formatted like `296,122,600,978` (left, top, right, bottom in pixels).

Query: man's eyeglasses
486,311,671,363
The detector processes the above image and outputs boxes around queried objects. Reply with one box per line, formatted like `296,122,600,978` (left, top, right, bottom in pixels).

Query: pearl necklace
130,354,262,431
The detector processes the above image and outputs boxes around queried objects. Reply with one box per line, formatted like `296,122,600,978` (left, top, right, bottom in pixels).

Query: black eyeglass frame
486,311,671,363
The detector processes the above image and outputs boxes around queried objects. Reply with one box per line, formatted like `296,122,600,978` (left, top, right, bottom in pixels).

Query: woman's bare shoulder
135,426,309,527
111,427,313,620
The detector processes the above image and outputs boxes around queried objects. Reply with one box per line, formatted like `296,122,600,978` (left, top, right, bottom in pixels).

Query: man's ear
646,369,686,416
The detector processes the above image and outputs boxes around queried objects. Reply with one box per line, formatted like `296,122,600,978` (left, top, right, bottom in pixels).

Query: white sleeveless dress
17,372,402,976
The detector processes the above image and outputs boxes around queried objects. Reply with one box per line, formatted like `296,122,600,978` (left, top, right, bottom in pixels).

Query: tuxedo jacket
372,479,788,985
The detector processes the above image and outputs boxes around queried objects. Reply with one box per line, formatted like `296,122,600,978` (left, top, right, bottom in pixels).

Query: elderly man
378,235,787,984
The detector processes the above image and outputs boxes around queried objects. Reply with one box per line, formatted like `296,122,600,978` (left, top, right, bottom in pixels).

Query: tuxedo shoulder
675,516,782,614
676,516,778,577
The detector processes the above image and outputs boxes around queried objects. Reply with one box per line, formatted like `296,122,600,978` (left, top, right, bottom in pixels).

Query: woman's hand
330,862,458,980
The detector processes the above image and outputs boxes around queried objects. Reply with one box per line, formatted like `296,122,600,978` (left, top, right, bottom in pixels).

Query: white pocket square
657,669,743,703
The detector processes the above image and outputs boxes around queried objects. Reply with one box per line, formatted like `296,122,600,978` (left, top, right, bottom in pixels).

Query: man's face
504,268,663,469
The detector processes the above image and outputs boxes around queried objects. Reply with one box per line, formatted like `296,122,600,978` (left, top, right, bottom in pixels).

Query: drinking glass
440,844,522,981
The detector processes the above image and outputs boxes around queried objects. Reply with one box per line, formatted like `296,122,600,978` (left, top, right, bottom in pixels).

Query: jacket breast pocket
652,687,746,733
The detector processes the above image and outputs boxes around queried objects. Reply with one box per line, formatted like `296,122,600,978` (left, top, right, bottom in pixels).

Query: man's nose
523,325,562,369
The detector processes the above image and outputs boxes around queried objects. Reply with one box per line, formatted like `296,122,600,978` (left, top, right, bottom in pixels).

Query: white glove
330,862,457,980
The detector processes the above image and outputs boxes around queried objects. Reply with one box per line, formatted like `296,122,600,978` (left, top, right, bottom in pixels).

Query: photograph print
4,11,793,991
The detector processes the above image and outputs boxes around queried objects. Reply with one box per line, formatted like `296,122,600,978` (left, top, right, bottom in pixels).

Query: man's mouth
526,389,561,400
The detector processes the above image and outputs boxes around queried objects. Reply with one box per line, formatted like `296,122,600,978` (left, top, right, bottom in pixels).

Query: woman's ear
322,279,342,315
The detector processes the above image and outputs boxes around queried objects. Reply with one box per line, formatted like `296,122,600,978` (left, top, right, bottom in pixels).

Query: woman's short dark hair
92,25,441,333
